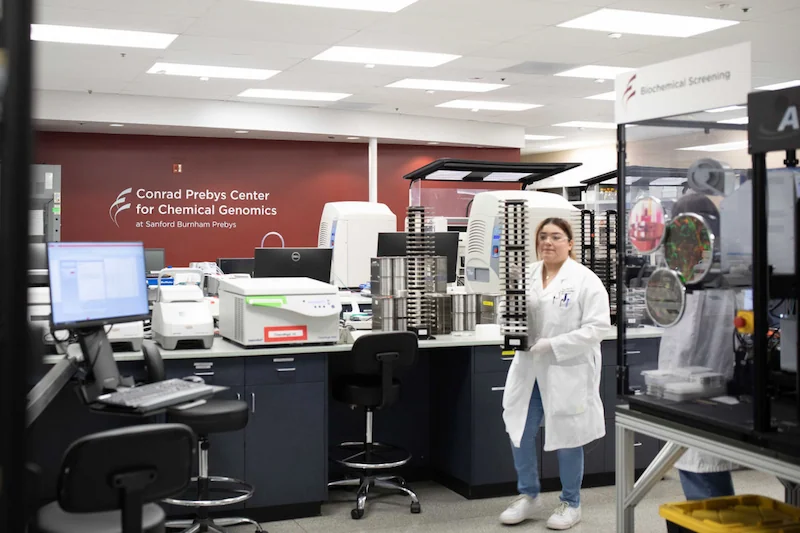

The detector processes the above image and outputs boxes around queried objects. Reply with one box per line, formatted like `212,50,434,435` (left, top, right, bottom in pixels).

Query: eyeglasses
538,233,568,243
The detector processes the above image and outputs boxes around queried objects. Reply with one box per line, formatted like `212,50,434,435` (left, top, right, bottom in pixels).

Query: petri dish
628,196,666,254
645,268,687,328
663,212,715,284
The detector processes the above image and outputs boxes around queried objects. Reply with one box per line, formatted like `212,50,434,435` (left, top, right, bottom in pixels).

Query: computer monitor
254,248,333,283
47,242,150,329
144,248,166,274
218,257,255,276
377,232,460,283
47,242,149,395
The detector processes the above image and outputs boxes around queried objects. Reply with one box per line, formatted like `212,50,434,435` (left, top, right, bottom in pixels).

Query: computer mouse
182,375,206,384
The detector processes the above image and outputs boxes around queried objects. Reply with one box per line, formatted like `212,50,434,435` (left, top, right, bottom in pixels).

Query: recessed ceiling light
247,0,419,12
555,65,634,80
586,91,616,101
147,62,280,81
608,32,623,39
557,8,739,38
31,24,177,49
109,123,124,127
365,64,376,69
437,100,542,111
428,141,440,145
200,77,210,81
677,140,748,152
538,140,611,151
313,46,460,67
386,78,507,92
705,105,745,113
235,130,249,134
525,134,565,141
553,121,617,129
426,90,435,94
238,88,351,101
755,80,800,91
717,117,749,125
347,136,360,140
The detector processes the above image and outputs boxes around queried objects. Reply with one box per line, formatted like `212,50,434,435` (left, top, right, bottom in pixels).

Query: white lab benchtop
41,326,662,365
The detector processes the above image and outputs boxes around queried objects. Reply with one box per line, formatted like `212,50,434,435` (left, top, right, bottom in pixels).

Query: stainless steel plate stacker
405,206,435,339
500,199,530,355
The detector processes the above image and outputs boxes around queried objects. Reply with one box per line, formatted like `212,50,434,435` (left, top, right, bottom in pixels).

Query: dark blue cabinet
245,381,327,508
472,371,517,485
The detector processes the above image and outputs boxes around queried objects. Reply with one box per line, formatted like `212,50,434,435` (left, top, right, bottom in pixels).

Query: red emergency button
733,316,746,329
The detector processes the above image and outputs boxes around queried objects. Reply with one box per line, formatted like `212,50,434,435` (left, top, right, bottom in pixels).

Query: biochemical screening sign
110,187,278,230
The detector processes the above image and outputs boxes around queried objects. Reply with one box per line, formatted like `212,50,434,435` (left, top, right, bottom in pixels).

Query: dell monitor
47,242,150,396
377,232,460,283
218,257,255,276
254,248,333,283
144,248,166,274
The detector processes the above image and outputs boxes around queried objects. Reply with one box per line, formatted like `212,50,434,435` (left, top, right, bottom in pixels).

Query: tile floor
232,469,785,533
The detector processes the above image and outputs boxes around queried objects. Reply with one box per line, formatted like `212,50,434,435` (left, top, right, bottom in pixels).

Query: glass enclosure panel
621,116,752,398
408,179,521,227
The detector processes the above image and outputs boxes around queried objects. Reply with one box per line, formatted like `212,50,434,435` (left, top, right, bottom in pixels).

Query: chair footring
330,442,411,470
162,476,254,507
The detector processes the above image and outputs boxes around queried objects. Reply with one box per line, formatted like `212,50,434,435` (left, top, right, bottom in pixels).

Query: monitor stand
75,327,134,404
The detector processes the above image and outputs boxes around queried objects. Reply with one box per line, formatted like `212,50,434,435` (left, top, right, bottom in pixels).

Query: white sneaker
546,502,581,530
500,494,543,525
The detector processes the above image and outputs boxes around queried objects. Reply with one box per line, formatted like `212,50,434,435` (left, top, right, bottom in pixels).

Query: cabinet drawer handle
194,372,214,377
276,367,296,372
634,442,643,447
273,357,295,363
251,393,256,414
194,362,213,370
625,351,641,355
491,386,505,392
236,393,241,401
501,357,514,361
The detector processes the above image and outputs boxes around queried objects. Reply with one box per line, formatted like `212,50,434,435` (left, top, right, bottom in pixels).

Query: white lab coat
502,258,612,451
658,289,737,473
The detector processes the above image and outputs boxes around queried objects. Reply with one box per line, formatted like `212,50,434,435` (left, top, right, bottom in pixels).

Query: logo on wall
623,74,637,108
109,187,133,227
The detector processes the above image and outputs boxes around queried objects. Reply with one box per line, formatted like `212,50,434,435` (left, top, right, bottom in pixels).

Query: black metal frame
403,158,582,189
0,0,34,529
615,86,800,443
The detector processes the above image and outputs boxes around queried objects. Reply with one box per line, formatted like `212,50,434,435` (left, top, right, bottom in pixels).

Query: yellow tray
660,495,800,533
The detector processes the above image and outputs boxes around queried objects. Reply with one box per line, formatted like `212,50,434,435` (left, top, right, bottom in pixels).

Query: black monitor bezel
47,241,151,330
376,232,460,283
253,247,333,283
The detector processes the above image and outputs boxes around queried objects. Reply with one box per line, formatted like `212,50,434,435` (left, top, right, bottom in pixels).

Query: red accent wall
35,132,519,265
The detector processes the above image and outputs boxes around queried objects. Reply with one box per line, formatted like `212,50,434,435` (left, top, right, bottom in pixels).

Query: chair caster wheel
351,508,364,520
410,502,421,514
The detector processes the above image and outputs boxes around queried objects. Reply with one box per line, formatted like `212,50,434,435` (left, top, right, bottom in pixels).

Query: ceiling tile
35,4,198,33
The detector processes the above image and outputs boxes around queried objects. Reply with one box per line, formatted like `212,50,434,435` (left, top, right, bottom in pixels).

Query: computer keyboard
97,378,215,412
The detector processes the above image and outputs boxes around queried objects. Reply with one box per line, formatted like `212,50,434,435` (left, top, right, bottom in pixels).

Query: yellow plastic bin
659,495,800,533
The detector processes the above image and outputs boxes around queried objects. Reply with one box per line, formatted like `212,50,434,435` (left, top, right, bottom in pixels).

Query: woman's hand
530,338,552,357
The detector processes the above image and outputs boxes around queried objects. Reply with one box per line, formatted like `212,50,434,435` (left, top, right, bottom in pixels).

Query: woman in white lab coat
500,217,611,530
658,192,736,500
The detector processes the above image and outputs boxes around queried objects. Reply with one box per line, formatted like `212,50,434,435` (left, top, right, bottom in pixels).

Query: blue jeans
679,470,735,501
510,381,584,507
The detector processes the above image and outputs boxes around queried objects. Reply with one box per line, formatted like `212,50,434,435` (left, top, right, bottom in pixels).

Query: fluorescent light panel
147,62,279,80
756,80,800,91
553,121,617,129
717,117,749,125
248,0,418,12
557,8,739,38
238,88,351,101
677,140,747,152
313,46,460,67
484,172,530,182
437,100,541,111
31,24,177,49
428,170,471,181
525,134,564,141
555,65,633,80
586,91,616,101
706,105,745,113
387,78,507,92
